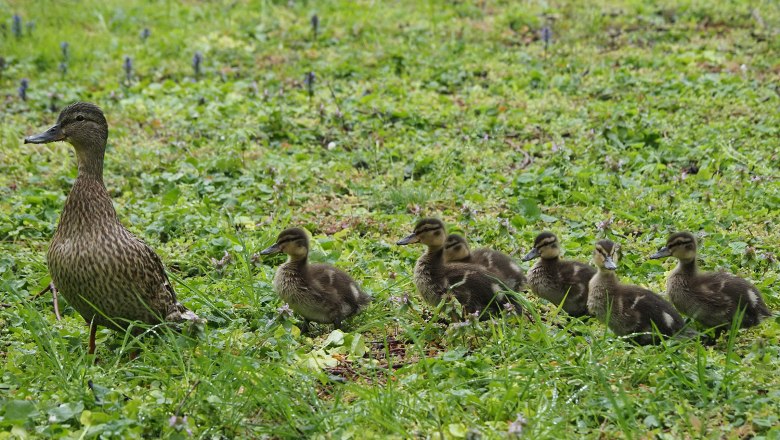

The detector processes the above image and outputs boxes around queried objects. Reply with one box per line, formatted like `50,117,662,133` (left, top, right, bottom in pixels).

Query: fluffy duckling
24,102,201,355
397,218,518,316
650,232,771,331
522,232,594,317
588,240,688,345
443,234,527,291
261,228,371,332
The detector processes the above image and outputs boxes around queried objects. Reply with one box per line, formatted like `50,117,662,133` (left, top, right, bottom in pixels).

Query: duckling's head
593,240,619,270
260,227,309,260
443,234,471,261
650,232,697,262
24,102,108,152
397,218,446,248
522,232,560,261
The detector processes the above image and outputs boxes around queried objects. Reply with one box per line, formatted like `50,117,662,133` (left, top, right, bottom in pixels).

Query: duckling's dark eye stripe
537,238,556,248
669,239,693,248
416,226,441,234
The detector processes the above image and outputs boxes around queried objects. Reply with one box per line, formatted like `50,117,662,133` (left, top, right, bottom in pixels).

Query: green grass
1,0,779,437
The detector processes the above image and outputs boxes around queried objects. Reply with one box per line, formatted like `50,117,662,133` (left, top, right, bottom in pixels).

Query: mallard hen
650,232,771,332
444,233,526,291
587,239,688,345
24,102,200,354
523,232,594,317
260,227,371,332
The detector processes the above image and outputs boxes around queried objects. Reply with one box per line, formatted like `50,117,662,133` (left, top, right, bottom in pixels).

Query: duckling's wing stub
695,272,770,325
310,264,370,313
443,264,510,314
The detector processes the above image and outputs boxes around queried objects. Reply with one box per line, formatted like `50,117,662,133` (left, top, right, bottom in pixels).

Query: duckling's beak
522,248,539,261
259,243,282,255
649,247,671,259
396,232,419,245
24,124,65,144
603,257,617,270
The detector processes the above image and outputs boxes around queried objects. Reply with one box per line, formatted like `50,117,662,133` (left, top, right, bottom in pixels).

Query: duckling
650,232,771,332
443,234,527,291
522,232,594,317
24,102,200,354
588,240,688,345
260,227,371,332
397,218,518,316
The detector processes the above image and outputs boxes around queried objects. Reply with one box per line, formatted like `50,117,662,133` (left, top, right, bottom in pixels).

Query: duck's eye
76,115,85,122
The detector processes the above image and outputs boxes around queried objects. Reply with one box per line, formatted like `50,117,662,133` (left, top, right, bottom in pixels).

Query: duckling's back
528,258,594,317
671,268,772,329
591,275,686,345
469,248,527,291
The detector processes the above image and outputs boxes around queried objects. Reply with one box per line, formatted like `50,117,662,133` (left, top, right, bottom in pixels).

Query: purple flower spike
193,51,203,79
18,78,29,101
12,14,22,38
123,56,133,82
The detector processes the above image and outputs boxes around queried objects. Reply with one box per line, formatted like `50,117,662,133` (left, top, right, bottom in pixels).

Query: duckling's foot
333,320,342,330
300,319,311,334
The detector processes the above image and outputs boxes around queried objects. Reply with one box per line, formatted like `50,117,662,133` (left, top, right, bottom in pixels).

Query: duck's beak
522,248,539,261
649,247,671,259
24,124,65,144
396,232,419,245
259,243,282,255
603,257,617,270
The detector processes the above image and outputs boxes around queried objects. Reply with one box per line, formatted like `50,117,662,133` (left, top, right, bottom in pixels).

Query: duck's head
593,239,619,270
523,232,560,261
397,218,446,248
650,232,697,262
24,102,108,152
443,234,471,261
260,227,309,260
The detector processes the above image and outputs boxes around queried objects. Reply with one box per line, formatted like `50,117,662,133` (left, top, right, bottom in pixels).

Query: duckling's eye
76,115,85,122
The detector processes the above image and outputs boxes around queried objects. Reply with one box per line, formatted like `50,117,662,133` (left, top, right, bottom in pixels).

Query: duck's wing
696,271,770,316
130,234,199,322
309,264,368,307
443,263,508,313
558,261,596,298
472,249,526,289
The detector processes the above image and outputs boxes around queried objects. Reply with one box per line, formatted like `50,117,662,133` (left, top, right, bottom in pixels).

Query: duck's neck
76,148,105,182
675,258,697,275
594,268,619,284
286,255,309,270
423,245,445,267
56,150,118,235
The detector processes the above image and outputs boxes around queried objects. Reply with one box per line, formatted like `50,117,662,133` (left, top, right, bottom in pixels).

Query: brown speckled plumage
25,102,199,353
588,240,688,345
261,227,371,331
444,234,527,291
523,232,594,317
398,219,520,316
650,232,771,331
